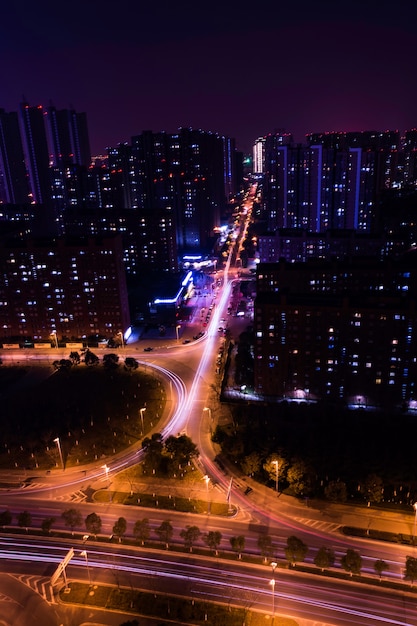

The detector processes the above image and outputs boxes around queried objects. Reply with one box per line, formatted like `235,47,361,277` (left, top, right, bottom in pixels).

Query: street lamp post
269,578,275,615
53,437,64,470
175,324,181,342
139,407,146,434
80,550,91,586
272,460,279,493
269,561,277,616
203,406,212,422
101,464,110,485
203,474,210,514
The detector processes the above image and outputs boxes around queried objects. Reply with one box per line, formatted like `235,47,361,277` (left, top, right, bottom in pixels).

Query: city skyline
1,0,417,155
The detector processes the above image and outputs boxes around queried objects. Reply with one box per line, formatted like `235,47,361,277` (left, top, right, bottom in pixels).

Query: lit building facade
261,130,417,236
254,256,417,408
0,235,130,342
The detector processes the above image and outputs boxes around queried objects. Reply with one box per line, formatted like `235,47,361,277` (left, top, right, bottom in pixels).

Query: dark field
0,364,165,470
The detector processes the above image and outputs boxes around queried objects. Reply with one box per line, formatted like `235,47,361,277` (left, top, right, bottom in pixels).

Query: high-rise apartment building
0,109,30,205
253,137,266,175
260,130,413,236
44,105,91,168
0,234,130,341
130,127,232,255
254,256,417,408
19,102,51,207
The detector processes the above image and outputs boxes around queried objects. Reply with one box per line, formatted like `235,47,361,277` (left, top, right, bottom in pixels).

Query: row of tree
53,351,140,372
4,508,417,584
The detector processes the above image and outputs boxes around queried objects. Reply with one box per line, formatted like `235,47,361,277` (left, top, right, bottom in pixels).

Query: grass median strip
94,489,236,516
60,581,298,626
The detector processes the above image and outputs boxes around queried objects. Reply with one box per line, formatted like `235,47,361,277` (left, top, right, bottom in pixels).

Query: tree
124,357,139,372
103,353,119,368
155,520,173,549
257,534,273,563
314,546,335,572
53,358,72,371
17,510,32,532
84,350,99,366
62,508,82,536
241,451,261,477
324,480,347,503
164,434,199,469
404,555,417,585
180,525,201,552
112,517,127,543
286,458,314,496
142,433,164,475
133,518,151,546
41,517,55,534
230,535,245,559
69,351,81,365
284,535,308,568
0,510,12,528
364,473,384,506
374,559,389,580
85,512,102,538
203,530,222,556
341,548,362,577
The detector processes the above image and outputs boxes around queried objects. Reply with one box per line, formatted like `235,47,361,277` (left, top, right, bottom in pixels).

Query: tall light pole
80,550,91,586
139,407,146,434
101,464,110,485
54,437,64,470
203,474,210,514
272,460,279,493
414,502,417,542
269,578,275,615
175,324,181,342
270,560,277,616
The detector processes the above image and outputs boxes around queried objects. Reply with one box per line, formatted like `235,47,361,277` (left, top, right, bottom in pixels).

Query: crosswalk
293,516,342,535
55,489,87,503
12,574,57,604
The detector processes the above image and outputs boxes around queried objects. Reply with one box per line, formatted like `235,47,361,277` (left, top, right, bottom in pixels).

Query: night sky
1,0,416,155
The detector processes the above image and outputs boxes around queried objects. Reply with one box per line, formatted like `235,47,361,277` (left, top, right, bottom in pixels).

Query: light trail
0,536,414,626
3,361,187,495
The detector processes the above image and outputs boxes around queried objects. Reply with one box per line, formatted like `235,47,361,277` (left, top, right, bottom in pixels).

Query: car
182,339,191,344
143,346,153,352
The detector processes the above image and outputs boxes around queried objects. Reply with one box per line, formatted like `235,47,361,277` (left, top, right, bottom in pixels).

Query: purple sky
1,0,416,155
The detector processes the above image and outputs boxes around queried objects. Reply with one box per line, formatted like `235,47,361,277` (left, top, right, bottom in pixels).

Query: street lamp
80,550,91,586
269,578,275,615
203,474,210,514
53,437,64,470
175,324,181,342
203,406,212,422
101,464,110,485
139,407,146,434
272,460,279,493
